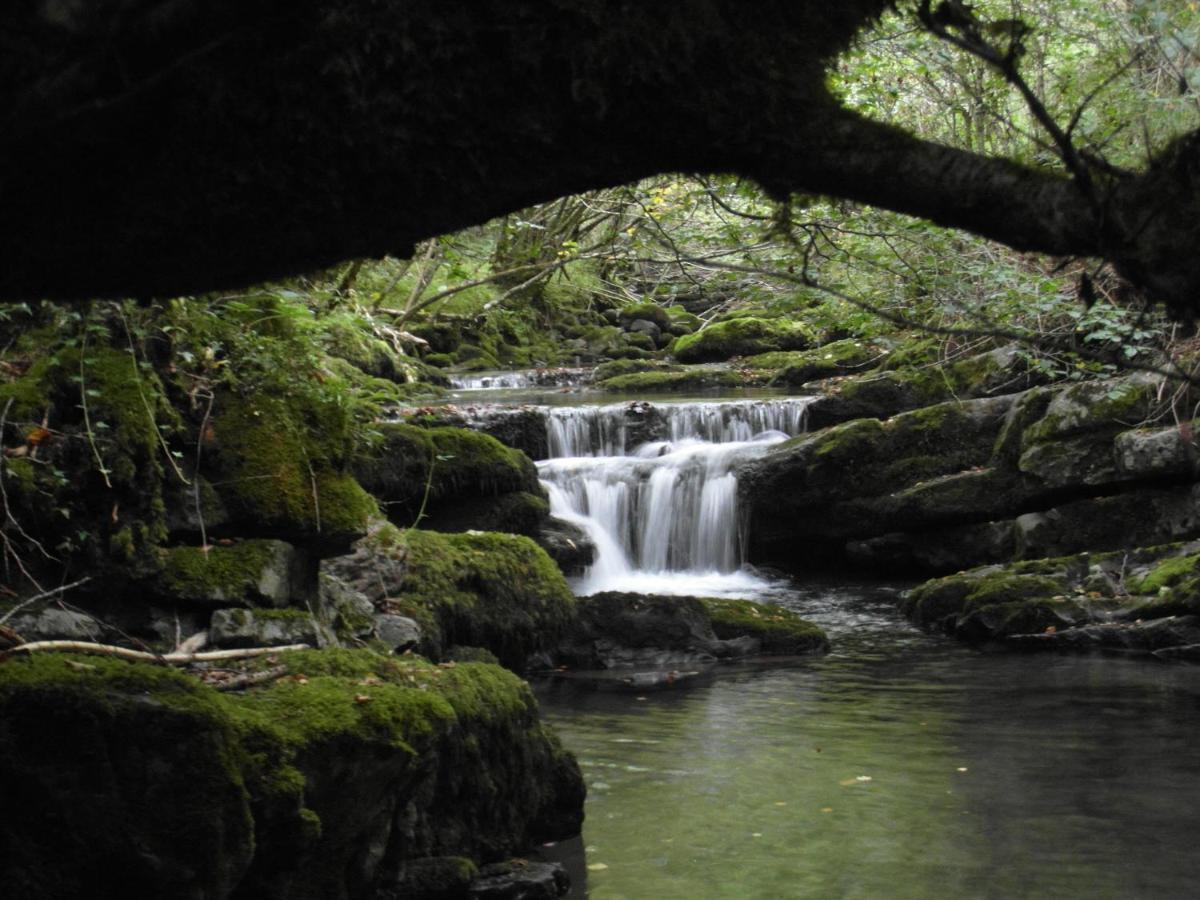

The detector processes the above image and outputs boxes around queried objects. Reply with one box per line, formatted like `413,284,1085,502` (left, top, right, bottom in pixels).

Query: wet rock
1009,615,1200,654
535,517,596,577
376,613,422,652
1014,487,1200,560
846,521,1015,574
209,608,324,648
557,592,730,669
1153,643,1200,662
470,860,570,899
386,856,477,900
555,592,827,670
901,541,1200,649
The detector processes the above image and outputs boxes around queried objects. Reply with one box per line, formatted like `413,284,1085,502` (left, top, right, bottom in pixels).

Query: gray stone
1015,487,1200,559
321,526,408,606
8,608,103,642
627,318,662,344
1017,434,1120,488
376,614,422,652
317,571,377,640
209,608,322,649
1115,425,1199,478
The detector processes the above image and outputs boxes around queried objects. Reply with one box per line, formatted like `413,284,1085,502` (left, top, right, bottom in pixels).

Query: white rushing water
449,372,536,390
537,399,813,595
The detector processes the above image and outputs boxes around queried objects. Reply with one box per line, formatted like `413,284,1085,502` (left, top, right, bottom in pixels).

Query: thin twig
0,576,92,627
1,640,310,664
78,327,112,489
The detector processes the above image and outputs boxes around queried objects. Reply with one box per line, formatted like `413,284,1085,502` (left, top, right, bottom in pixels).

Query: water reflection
536,585,1200,899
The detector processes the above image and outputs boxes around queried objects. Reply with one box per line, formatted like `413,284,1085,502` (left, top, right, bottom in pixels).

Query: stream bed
535,581,1200,899
449,377,1200,899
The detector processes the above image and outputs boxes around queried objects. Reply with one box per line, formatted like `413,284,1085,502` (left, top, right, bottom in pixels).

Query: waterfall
537,399,812,594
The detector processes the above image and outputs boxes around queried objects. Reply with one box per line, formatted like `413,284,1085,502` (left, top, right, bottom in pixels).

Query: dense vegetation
2,3,1200,897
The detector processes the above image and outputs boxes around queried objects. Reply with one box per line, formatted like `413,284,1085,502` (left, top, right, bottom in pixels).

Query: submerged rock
470,860,570,899
553,592,827,672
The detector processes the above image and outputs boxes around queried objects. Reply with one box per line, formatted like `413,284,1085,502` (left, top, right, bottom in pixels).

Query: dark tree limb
0,1,1198,313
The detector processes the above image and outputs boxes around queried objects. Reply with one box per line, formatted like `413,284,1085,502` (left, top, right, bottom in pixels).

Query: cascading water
537,399,813,595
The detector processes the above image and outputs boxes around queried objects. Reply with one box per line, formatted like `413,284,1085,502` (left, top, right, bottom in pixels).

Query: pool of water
535,580,1200,899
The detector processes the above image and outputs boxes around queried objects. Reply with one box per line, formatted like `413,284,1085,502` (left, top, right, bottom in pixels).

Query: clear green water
535,583,1200,900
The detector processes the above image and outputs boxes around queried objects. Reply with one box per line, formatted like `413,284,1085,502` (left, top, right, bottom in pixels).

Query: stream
452,375,1200,899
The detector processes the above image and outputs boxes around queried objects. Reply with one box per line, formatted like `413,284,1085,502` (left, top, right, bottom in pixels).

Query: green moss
593,359,681,381
398,530,576,670
618,303,672,330
156,540,284,608
355,424,541,530
211,395,377,545
876,335,944,371
743,338,881,386
0,654,255,898
253,608,314,622
0,646,584,897
1128,553,1200,595
702,598,829,654
665,306,702,330
673,316,816,363
598,369,750,393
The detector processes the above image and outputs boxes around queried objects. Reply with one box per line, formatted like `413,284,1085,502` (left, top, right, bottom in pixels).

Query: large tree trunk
1,1,1197,310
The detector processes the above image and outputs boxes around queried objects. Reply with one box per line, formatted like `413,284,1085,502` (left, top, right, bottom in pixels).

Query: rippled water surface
535,582,1200,900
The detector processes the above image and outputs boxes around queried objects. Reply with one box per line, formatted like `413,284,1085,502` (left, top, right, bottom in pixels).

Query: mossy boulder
805,344,1031,429
617,303,672,331
742,395,1019,554
743,338,882,386
673,317,816,363
390,530,576,671
900,542,1200,648
209,395,376,553
1015,374,1165,489
597,368,750,393
0,344,176,575
0,655,256,899
354,424,547,535
592,358,681,382
152,540,312,609
555,592,828,670
702,598,830,654
0,649,585,899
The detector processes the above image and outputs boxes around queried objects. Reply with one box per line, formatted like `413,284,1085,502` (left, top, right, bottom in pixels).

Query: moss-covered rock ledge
900,541,1200,657
0,648,584,899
